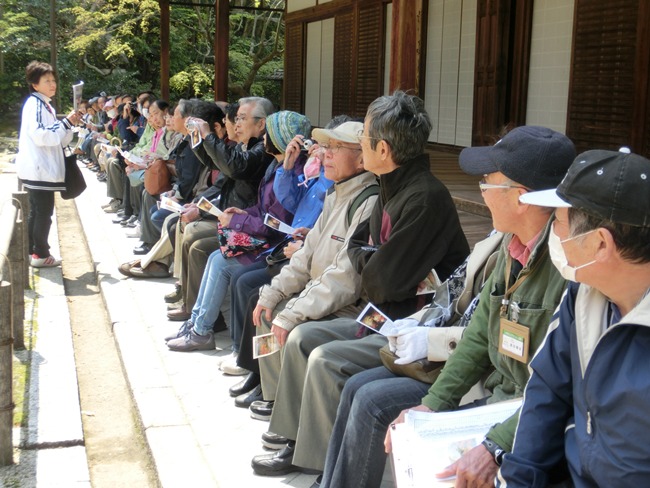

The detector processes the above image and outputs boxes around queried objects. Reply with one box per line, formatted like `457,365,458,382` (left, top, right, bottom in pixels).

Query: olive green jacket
421,217,567,451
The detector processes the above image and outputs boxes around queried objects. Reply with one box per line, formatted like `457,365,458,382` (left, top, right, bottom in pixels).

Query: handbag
217,225,269,258
379,344,445,384
60,151,87,200
144,159,172,195
265,236,293,266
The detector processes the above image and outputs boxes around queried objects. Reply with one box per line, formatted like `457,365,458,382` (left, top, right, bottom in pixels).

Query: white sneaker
126,223,141,238
30,254,61,268
221,353,249,376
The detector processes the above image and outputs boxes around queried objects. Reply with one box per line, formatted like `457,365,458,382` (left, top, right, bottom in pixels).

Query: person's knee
308,344,334,375
350,382,386,421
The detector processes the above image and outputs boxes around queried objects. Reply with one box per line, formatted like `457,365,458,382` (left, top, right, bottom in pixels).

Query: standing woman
15,61,81,267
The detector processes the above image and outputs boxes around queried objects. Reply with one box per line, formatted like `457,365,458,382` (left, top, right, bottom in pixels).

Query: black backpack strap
347,185,379,225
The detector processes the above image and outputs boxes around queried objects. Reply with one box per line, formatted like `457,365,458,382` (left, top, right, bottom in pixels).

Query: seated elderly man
166,97,275,321
318,126,576,488
250,120,379,334
251,91,470,477
498,148,650,488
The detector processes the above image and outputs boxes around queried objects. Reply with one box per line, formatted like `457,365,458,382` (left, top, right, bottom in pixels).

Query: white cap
312,121,363,145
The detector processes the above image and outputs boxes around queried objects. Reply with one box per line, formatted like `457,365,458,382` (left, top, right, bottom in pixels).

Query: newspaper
390,399,522,487
72,81,84,111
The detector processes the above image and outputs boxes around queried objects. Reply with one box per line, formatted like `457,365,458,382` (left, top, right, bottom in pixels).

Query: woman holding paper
15,60,81,267
164,111,307,352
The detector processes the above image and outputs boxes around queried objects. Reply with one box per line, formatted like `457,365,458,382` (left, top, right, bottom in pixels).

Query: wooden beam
389,0,426,96
160,0,170,100
214,0,229,101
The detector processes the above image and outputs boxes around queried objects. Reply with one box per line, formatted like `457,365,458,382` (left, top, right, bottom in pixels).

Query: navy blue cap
459,126,576,191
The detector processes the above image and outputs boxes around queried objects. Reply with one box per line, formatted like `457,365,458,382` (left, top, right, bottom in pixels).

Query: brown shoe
167,305,190,321
130,261,171,279
118,259,141,277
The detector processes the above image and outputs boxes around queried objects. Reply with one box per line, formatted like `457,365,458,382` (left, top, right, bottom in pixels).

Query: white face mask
548,226,596,282
142,108,149,119
107,109,117,119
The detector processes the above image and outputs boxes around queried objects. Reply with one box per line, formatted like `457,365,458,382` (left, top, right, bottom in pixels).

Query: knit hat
520,148,650,227
266,111,311,153
459,126,576,191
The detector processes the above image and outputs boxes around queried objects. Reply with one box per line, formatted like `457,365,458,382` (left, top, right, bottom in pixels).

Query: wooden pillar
10,193,26,350
0,281,13,466
472,0,533,145
12,192,29,287
214,0,230,101
160,0,170,100
389,0,427,96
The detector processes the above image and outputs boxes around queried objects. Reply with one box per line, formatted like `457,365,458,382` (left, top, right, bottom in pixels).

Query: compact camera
302,139,315,151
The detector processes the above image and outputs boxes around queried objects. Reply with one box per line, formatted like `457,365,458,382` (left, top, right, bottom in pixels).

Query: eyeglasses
235,115,262,123
479,178,527,193
356,129,379,142
320,142,362,154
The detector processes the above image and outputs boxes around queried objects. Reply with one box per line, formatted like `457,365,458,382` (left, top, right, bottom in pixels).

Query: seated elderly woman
164,111,311,352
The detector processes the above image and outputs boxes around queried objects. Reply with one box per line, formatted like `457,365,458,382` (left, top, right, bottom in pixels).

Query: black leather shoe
234,384,263,408
230,372,261,397
261,431,288,450
133,243,152,255
250,400,274,420
251,441,299,476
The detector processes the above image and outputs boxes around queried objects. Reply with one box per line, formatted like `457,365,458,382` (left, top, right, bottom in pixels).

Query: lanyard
500,256,528,318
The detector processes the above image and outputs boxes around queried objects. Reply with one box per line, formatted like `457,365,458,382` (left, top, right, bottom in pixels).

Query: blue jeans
191,250,243,336
320,366,430,488
228,262,269,353
151,206,171,232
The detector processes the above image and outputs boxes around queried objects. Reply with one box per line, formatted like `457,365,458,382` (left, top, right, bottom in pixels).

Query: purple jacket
228,159,294,264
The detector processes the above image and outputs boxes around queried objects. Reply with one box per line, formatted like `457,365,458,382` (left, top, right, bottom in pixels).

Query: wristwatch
481,438,506,466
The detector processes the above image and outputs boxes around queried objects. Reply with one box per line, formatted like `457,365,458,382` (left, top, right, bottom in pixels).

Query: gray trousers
260,317,388,471
180,220,219,311
106,158,124,200
140,191,159,245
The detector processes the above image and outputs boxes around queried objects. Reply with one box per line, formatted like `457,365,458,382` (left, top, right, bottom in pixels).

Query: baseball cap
459,126,576,190
104,98,114,109
312,121,363,146
520,148,650,227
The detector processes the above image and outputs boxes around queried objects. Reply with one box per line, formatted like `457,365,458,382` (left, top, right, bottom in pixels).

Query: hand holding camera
284,135,314,170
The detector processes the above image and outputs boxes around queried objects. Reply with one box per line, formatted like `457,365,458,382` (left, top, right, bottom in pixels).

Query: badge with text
498,318,530,363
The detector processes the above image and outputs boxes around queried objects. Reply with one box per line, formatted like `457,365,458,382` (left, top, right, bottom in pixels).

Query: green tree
0,0,285,116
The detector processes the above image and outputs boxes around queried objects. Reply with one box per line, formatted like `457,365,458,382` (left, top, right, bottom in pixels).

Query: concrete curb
0,169,91,487
73,177,218,487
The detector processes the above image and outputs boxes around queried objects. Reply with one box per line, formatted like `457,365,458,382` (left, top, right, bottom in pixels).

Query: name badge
498,318,530,363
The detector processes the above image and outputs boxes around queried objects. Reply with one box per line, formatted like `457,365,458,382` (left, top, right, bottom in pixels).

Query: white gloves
391,327,429,365
386,318,419,353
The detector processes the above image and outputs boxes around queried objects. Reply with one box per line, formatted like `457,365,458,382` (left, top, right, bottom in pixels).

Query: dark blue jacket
498,282,650,487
